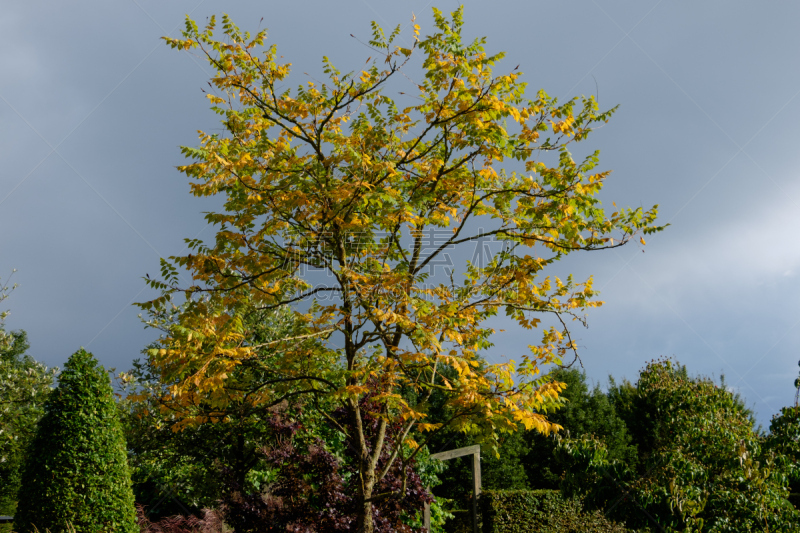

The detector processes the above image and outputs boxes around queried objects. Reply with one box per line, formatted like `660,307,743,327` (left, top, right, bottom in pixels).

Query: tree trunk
357,485,375,533
353,400,377,533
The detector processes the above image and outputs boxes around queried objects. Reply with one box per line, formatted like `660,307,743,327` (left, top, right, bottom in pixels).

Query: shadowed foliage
217,398,433,533
557,359,799,532
0,329,56,529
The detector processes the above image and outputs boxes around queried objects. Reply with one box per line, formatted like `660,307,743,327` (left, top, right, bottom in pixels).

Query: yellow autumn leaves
140,8,663,470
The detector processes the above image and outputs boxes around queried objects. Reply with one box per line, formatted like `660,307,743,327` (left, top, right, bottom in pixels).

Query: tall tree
141,7,663,531
14,349,138,533
557,359,798,532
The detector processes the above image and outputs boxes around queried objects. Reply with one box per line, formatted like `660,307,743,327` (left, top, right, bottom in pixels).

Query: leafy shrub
121,305,320,515
217,399,433,532
769,405,800,509
559,359,799,532
0,329,55,528
479,490,633,533
13,349,137,533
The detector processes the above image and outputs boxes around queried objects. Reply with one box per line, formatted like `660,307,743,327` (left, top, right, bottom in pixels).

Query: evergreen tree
558,359,798,532
523,368,636,489
14,349,137,533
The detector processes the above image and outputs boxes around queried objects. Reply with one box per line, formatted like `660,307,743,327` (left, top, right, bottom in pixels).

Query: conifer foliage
14,349,137,533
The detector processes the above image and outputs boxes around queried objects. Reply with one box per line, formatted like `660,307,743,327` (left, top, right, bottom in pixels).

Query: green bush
14,349,137,533
561,359,800,532
479,490,634,533
0,330,55,531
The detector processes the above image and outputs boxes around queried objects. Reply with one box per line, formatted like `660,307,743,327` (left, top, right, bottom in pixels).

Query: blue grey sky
2,0,799,426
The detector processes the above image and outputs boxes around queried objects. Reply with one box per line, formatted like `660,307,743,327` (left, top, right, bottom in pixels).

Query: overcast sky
3,0,799,427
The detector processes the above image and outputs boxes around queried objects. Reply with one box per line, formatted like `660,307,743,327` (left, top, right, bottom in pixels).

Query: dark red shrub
218,400,432,532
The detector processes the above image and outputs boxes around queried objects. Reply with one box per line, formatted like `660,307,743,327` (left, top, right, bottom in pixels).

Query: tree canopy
141,7,663,531
557,359,798,532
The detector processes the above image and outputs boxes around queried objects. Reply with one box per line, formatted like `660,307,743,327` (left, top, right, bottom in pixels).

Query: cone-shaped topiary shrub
14,348,137,533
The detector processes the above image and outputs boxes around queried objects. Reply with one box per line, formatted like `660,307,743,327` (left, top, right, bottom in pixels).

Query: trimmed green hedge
480,490,634,533
14,349,137,533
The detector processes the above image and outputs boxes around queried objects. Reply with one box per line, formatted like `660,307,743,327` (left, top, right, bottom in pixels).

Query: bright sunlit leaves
139,6,664,499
